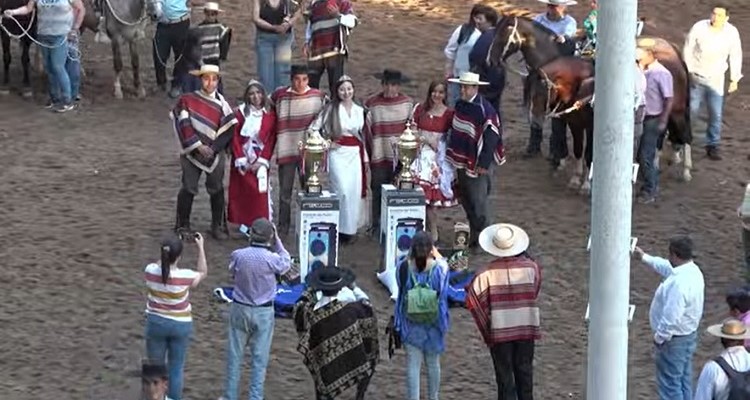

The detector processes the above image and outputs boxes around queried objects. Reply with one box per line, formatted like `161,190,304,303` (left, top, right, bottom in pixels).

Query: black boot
175,190,194,234
210,193,229,240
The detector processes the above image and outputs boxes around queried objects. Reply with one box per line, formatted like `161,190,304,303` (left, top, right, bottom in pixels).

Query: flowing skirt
411,142,458,207
328,144,365,235
227,160,273,226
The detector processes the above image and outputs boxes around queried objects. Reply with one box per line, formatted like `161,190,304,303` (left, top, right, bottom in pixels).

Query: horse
489,12,694,184
1,0,35,96
97,0,157,98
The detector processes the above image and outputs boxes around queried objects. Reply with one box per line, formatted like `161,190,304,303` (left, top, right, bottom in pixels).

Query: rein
535,69,584,120
103,0,148,26
491,17,529,78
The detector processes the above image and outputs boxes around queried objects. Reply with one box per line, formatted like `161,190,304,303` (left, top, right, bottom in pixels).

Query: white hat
203,2,224,12
706,319,750,340
447,72,489,86
635,47,647,60
189,64,222,77
538,0,578,5
479,223,530,257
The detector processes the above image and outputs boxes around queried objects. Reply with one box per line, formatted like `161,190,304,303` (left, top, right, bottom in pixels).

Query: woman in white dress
309,75,368,245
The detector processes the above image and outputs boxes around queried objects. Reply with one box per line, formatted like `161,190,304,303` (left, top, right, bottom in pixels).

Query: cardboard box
296,191,340,282
742,183,750,220
376,185,426,300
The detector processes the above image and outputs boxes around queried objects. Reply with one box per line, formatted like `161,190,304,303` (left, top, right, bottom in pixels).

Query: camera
178,231,200,241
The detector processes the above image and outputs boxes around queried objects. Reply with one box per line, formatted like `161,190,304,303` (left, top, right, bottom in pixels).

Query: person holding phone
227,80,277,228
220,218,291,400
144,233,208,400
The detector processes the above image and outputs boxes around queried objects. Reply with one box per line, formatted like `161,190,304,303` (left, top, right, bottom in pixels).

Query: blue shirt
533,13,577,37
394,258,451,354
230,239,291,306
160,0,190,22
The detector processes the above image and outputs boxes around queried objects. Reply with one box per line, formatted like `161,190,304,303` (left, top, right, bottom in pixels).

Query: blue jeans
689,82,724,147
655,331,697,400
638,117,663,196
51,54,80,102
406,344,441,400
255,30,293,93
39,35,71,104
145,314,193,400
224,302,275,400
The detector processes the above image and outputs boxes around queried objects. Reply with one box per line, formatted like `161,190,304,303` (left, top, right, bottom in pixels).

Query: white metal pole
586,0,637,397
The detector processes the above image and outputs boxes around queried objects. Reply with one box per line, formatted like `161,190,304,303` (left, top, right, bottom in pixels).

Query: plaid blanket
293,288,379,398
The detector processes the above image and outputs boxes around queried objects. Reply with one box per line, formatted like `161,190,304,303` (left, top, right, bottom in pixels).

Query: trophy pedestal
295,190,340,282
376,184,426,300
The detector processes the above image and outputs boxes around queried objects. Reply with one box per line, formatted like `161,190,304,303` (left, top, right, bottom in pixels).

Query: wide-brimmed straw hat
538,0,577,5
707,319,750,340
448,72,489,86
305,266,356,292
189,64,222,77
203,2,224,12
479,223,530,257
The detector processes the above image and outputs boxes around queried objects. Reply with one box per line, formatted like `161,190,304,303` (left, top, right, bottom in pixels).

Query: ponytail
158,237,184,285
160,246,171,284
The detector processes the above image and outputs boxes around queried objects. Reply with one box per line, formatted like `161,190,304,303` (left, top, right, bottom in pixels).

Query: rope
152,35,183,69
0,8,35,40
0,13,81,61
102,0,147,26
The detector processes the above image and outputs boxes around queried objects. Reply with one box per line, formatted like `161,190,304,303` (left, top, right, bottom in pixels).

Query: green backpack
405,266,439,324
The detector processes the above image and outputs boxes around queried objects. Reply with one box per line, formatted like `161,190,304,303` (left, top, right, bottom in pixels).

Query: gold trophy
299,129,330,195
396,121,419,190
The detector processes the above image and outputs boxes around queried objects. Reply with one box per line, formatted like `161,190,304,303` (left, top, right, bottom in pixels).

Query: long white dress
327,103,366,235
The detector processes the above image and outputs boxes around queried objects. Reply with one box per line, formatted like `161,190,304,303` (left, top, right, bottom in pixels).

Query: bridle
486,17,529,77
533,69,581,120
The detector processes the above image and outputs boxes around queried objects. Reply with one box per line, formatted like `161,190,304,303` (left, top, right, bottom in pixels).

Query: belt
644,114,661,120
233,298,274,307
160,14,190,25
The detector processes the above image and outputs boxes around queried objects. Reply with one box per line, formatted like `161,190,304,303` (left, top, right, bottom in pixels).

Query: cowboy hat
373,69,411,84
479,223,530,257
635,47,647,61
706,319,750,340
305,266,356,292
537,0,578,5
202,2,224,12
189,64,222,77
448,72,489,86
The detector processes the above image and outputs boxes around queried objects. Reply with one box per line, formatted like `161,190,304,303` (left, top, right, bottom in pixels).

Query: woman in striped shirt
144,234,208,400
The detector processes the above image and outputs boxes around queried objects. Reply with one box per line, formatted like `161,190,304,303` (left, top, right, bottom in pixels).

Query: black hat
142,362,168,380
305,266,355,292
290,64,311,77
373,69,411,84
250,218,275,245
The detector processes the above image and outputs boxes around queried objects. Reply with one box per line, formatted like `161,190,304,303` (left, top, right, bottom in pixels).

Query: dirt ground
1,0,750,398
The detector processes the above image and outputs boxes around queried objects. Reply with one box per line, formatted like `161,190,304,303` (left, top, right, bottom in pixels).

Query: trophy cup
396,121,419,190
299,129,330,195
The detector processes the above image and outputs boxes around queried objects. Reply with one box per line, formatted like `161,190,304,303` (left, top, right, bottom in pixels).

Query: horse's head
487,15,527,67
145,0,163,22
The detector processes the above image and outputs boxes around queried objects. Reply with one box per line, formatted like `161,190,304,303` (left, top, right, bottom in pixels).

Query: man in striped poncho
363,69,414,235
446,72,505,249
269,65,326,235
303,0,357,93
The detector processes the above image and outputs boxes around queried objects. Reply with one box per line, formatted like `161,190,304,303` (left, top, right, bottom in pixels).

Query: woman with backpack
394,231,451,400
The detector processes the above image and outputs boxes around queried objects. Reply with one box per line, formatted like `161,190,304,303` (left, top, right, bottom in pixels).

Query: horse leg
682,144,693,182
579,117,594,195
568,122,584,190
20,37,32,97
1,31,10,94
129,39,145,98
111,38,124,99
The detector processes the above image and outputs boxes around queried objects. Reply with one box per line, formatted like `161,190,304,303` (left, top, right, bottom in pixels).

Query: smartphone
308,222,338,274
394,218,424,267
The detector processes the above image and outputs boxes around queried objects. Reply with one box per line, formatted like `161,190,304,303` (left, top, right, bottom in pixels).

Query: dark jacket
469,28,506,109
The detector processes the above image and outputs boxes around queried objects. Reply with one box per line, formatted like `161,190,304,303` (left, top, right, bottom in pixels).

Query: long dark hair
323,77,361,140
458,4,497,44
422,80,447,115
243,81,270,113
160,237,183,284
409,231,434,272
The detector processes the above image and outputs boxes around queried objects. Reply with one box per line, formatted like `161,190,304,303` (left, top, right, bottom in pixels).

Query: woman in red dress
227,80,277,228
410,80,457,243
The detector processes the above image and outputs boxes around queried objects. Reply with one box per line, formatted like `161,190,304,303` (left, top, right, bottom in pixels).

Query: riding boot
175,190,194,233
524,126,543,158
210,193,229,240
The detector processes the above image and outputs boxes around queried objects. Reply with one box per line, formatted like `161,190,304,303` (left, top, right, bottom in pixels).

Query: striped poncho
270,87,326,165
170,90,238,173
363,93,414,168
307,0,354,61
446,94,505,177
466,255,542,345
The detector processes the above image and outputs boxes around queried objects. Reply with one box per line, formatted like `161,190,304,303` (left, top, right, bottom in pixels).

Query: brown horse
489,12,694,184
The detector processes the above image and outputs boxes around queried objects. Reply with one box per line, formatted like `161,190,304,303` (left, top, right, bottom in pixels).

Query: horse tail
671,42,692,144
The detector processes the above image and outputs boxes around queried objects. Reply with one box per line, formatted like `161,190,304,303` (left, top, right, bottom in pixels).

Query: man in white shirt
694,318,750,400
683,6,743,161
634,235,705,400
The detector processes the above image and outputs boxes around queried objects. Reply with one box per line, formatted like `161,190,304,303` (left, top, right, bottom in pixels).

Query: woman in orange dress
227,80,277,228
410,81,457,243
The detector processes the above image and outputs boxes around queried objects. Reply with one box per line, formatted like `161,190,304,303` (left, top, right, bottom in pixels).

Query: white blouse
338,103,364,137
235,104,265,168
